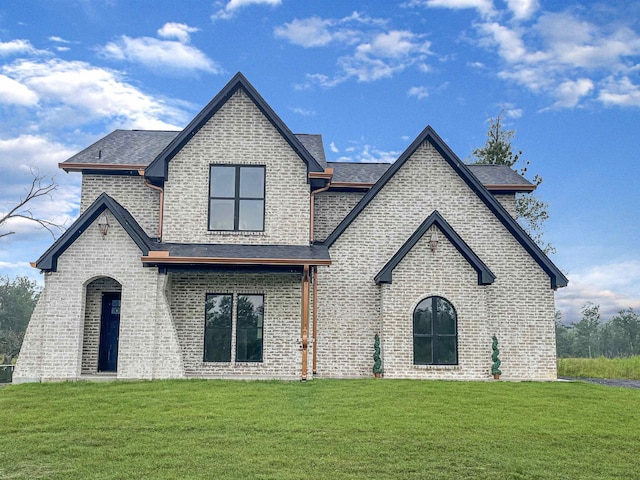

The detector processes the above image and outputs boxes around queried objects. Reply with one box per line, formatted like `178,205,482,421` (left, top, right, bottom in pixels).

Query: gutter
139,170,164,240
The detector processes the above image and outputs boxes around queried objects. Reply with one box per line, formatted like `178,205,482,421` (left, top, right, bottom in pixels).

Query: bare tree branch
0,168,66,239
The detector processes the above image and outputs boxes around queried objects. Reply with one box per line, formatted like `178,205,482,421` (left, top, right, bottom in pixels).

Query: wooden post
301,265,310,381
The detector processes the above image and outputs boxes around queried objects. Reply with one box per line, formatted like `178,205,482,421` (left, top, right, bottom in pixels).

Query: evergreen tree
471,111,554,254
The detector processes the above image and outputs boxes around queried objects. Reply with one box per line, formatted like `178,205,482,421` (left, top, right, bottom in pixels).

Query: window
203,294,264,363
209,165,265,231
413,296,457,365
204,294,232,362
236,295,264,362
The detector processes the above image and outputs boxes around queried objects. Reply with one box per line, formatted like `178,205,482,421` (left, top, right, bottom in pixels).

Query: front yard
1,379,638,479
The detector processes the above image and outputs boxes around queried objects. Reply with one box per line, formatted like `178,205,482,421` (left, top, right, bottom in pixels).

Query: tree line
0,276,39,364
556,304,640,358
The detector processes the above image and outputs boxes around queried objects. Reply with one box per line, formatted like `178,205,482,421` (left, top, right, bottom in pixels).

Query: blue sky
0,0,638,323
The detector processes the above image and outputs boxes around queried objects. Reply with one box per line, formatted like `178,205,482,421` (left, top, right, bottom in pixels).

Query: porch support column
301,264,310,381
312,266,318,374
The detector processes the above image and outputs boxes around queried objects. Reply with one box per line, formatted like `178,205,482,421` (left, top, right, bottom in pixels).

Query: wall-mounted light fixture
98,213,110,237
429,230,439,252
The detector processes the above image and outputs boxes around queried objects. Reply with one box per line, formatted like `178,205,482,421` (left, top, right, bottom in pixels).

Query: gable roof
467,165,535,192
145,72,324,181
36,193,154,271
375,210,496,285
324,125,568,289
60,130,180,172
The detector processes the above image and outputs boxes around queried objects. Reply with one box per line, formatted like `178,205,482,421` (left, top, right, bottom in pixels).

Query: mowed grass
1,380,639,479
558,356,640,380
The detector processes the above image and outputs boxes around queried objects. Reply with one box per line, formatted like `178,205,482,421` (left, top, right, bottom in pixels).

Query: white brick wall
169,271,308,379
162,89,311,245
81,174,160,238
314,191,365,242
317,141,557,380
14,210,184,382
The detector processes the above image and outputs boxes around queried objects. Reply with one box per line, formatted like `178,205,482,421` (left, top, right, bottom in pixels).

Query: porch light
429,230,439,252
98,213,110,237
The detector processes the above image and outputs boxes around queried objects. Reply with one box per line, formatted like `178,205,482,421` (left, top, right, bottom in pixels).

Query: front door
98,292,121,372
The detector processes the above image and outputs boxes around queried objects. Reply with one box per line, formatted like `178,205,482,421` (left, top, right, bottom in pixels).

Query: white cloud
280,15,433,87
411,0,495,18
157,22,200,43
505,0,539,20
212,0,281,21
408,85,429,100
100,29,219,75
291,107,315,116
0,39,47,57
2,58,188,130
336,141,400,163
556,261,640,324
550,78,594,108
329,142,339,153
48,36,71,44
598,76,640,107
0,74,38,105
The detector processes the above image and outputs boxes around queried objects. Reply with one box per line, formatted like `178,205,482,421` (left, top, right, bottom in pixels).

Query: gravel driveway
559,377,640,389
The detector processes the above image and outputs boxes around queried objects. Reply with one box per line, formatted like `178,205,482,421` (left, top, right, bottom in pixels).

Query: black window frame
208,164,266,232
235,294,264,363
413,296,458,366
203,293,233,363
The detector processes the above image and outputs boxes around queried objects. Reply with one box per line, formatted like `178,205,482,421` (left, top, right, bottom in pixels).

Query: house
14,73,567,383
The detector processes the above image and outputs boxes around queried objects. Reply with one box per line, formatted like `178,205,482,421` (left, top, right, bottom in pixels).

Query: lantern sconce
98,213,110,237
429,230,439,252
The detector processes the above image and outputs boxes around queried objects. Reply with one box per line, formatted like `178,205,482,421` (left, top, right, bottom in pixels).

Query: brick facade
162,89,310,245
16,77,560,383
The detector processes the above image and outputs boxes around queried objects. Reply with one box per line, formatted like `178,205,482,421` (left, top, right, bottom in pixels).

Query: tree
573,303,601,358
0,169,64,239
471,111,555,254
555,310,575,358
0,276,40,364
610,308,640,356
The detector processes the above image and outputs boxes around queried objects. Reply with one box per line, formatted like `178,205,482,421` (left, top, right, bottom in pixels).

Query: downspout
139,170,164,240
301,264,310,381
309,181,331,244
312,266,318,375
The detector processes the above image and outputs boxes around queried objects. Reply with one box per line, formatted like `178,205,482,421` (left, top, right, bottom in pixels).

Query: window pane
435,298,456,334
413,336,432,365
413,299,432,335
239,167,264,198
239,200,264,231
209,199,235,230
210,166,236,197
236,295,263,362
436,336,457,364
237,295,263,328
204,294,232,362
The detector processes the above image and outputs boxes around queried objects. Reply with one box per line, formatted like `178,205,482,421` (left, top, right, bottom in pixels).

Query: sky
0,0,639,324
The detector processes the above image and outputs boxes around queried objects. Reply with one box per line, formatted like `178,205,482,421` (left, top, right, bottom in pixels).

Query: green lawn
1,380,639,479
558,356,640,380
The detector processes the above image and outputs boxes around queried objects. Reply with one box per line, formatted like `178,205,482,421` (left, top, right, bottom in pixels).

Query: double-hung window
204,293,264,363
209,165,265,231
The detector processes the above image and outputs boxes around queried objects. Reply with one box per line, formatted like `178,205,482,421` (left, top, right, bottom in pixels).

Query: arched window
413,296,457,365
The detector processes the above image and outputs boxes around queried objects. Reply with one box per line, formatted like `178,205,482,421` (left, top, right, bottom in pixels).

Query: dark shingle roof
295,134,327,168
467,165,533,188
150,243,330,263
327,162,392,183
62,130,179,167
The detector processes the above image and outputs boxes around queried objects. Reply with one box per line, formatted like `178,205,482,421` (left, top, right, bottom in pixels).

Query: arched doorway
82,277,122,374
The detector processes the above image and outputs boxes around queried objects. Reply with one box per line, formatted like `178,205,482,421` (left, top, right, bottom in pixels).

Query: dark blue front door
98,292,121,372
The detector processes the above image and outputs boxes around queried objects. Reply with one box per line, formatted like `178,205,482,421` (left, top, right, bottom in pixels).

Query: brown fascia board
141,253,331,266
308,167,334,180
329,182,376,189
484,184,536,193
60,163,148,173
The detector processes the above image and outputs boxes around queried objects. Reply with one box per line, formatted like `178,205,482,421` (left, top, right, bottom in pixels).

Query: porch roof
142,243,331,267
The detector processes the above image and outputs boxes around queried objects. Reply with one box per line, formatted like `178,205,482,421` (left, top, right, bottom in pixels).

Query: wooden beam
141,254,331,266
301,265,310,381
